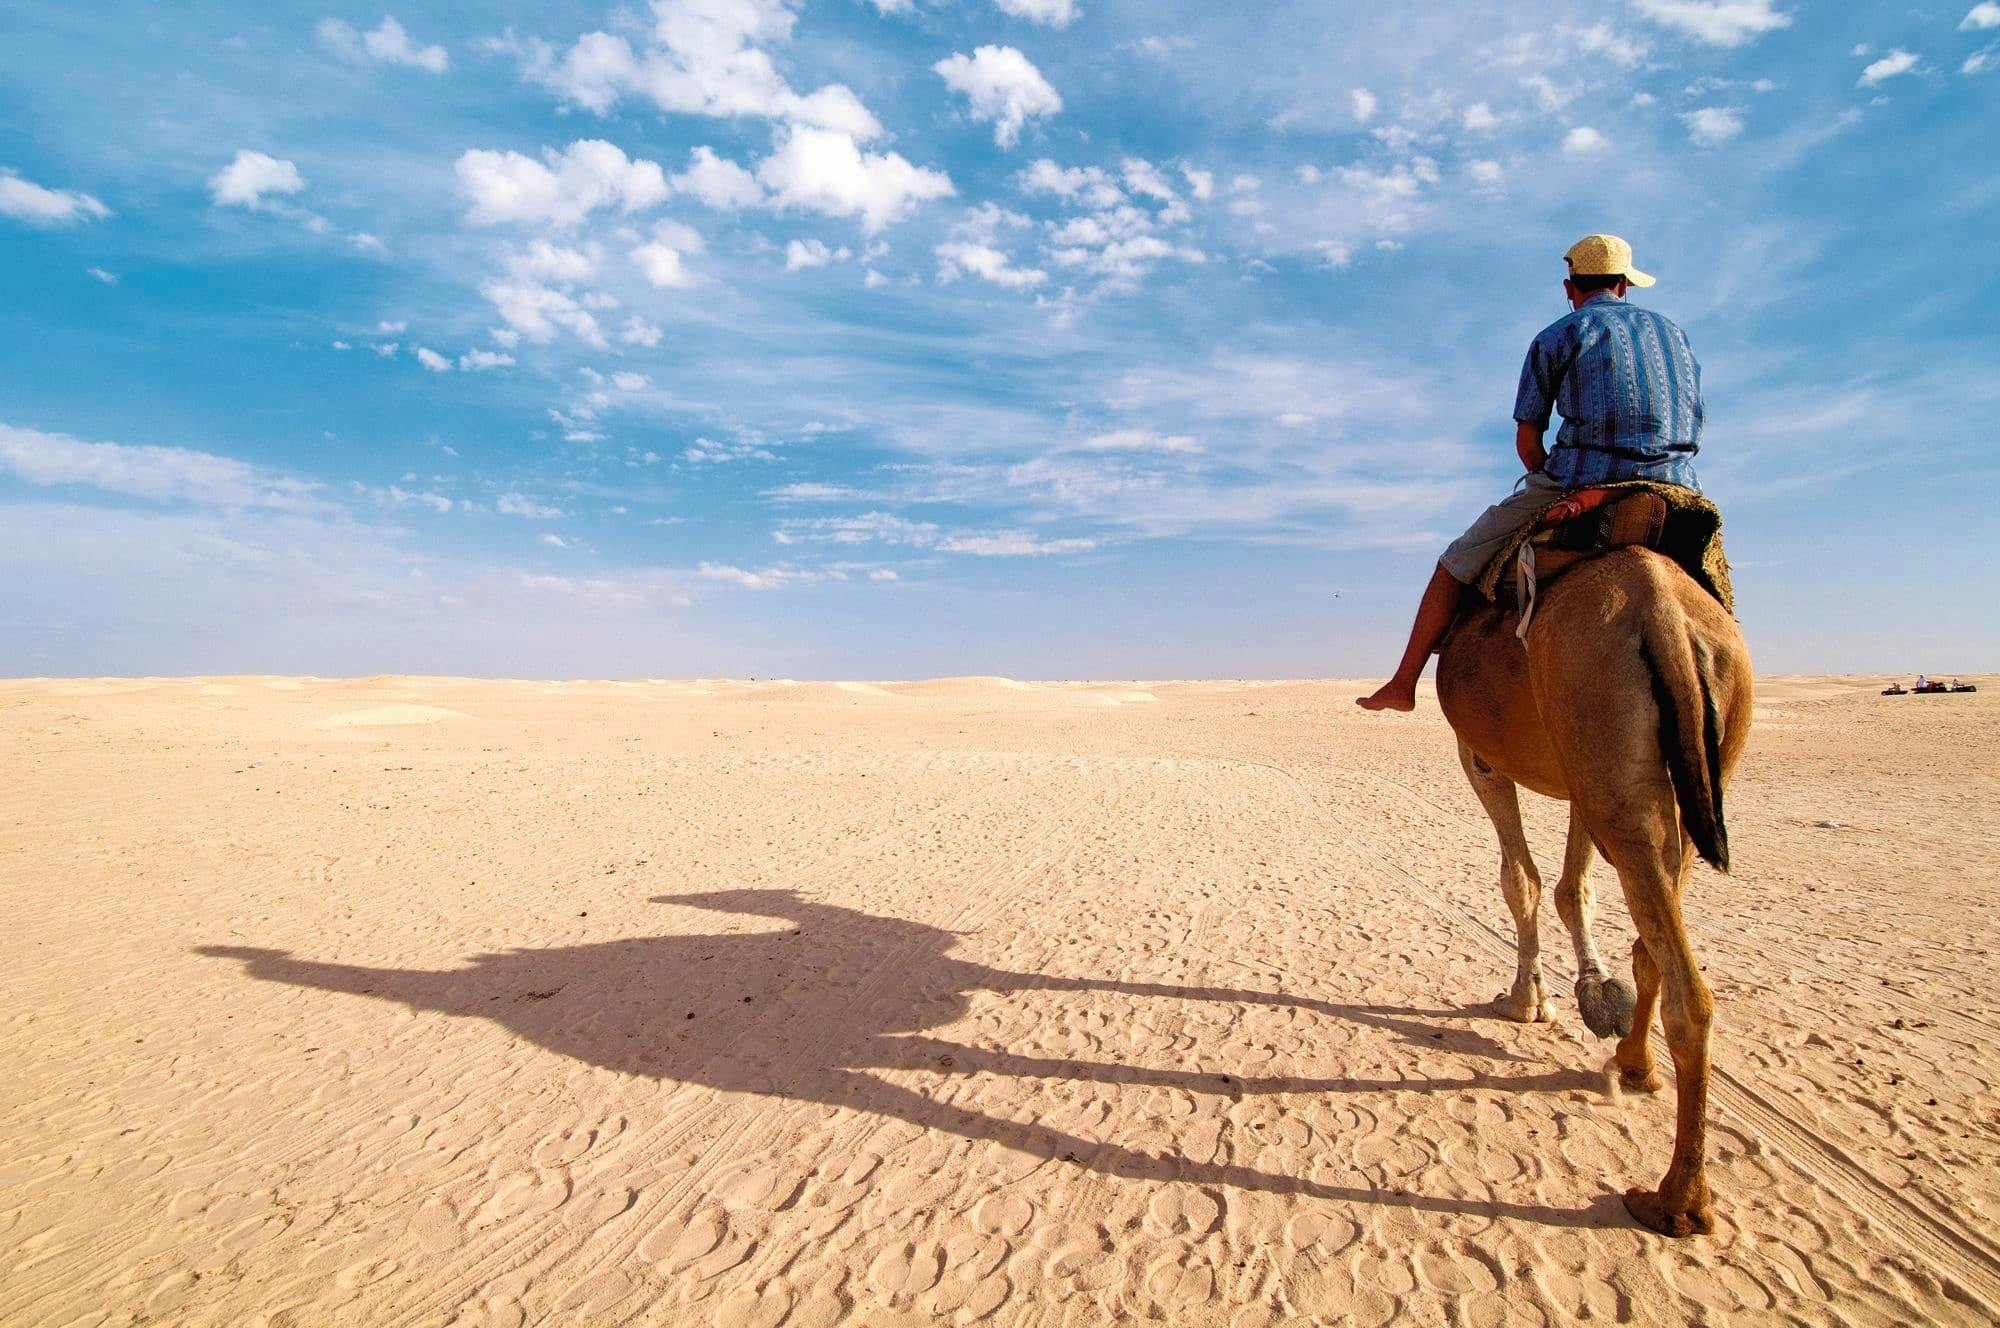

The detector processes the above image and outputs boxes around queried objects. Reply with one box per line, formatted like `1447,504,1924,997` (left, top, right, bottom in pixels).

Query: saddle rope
1514,542,1538,642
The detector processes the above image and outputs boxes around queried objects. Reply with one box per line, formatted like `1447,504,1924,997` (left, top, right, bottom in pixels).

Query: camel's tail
1639,601,1729,872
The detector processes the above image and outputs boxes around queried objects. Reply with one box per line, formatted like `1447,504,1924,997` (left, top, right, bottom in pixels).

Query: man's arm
1515,421,1548,474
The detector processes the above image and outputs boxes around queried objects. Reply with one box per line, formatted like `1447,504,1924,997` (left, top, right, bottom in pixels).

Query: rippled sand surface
2,673,1994,1325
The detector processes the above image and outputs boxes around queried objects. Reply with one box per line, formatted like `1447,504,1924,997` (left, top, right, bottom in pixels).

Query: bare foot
1355,681,1417,711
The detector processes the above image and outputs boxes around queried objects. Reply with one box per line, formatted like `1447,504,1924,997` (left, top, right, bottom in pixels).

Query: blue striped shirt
1514,293,1703,491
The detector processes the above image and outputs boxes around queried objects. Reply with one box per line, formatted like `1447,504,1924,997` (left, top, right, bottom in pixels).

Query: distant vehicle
1950,680,1978,693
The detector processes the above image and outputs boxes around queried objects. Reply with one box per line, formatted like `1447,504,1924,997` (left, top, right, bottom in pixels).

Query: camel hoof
1493,990,1547,1023
1578,975,1637,1040
1618,1064,1665,1093
1624,1187,1713,1238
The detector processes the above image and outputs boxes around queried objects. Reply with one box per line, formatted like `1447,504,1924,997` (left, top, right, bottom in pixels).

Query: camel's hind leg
1555,814,1637,1039
1613,939,1665,1092
1457,741,1553,1024
1602,833,1714,1237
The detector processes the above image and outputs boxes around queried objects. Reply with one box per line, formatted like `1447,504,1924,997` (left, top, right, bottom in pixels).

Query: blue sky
3,0,1996,678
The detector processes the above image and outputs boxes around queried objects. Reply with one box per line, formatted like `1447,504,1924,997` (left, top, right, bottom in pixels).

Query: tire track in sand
1240,753,2000,1315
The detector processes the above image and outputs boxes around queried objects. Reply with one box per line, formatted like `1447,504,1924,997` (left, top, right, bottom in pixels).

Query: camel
1436,544,1752,1238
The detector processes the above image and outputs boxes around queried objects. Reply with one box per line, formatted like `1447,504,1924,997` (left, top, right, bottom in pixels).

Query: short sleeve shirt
1514,293,1704,490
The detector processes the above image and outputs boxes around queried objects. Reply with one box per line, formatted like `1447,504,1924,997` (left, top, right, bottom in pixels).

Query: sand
2,674,1995,1326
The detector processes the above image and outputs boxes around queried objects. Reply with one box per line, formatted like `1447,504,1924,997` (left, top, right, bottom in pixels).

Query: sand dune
1,674,1994,1325
321,704,473,727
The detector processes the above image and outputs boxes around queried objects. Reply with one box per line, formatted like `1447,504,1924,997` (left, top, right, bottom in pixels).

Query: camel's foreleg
1610,836,1715,1237
1457,742,1552,1023
1555,813,1637,1039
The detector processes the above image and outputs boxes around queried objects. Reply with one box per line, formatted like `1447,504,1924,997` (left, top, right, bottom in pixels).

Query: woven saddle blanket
1474,479,1735,616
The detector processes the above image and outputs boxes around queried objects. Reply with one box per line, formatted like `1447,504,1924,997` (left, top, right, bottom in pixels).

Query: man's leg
1356,561,1466,712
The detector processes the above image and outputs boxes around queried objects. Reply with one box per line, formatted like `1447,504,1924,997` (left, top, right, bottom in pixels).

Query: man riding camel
1358,234,1705,711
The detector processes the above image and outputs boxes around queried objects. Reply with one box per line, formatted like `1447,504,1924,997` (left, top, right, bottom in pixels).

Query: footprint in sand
714,1283,792,1328
971,1193,1033,1238
409,1196,461,1254
1144,1186,1223,1238
867,1240,945,1302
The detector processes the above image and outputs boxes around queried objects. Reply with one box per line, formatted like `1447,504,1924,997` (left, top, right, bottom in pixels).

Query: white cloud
85,266,118,285
935,240,1045,288
317,16,449,72
936,532,1095,556
630,220,704,287
1966,43,1999,74
1467,159,1504,185
498,492,563,518
512,2,881,138
209,150,305,209
377,319,407,334
683,435,777,464
934,46,1062,149
1018,159,1123,208
383,485,454,514
613,371,649,390
698,561,841,590
349,231,387,254
481,278,607,347
415,346,452,372
510,240,597,282
456,140,668,229
459,349,516,371
619,316,664,347
756,127,954,233
994,0,1079,27
1630,0,1791,47
1566,20,1646,66
1181,165,1214,200
785,237,851,270
869,568,898,580
374,342,399,357
541,533,569,548
0,169,111,226
1564,126,1607,153
1078,429,1199,453
0,423,321,510
1681,106,1745,145
1521,73,1574,112
1121,158,1179,204
673,146,764,209
1963,2,2000,28
1858,49,1920,86
1350,88,1378,122
1462,101,1498,132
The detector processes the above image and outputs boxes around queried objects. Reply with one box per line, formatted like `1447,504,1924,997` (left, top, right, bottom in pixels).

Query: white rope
1514,542,1538,642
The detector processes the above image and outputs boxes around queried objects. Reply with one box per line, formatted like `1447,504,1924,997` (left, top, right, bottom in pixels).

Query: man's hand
1515,421,1548,474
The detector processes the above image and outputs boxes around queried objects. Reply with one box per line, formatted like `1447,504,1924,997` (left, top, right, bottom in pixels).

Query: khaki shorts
1439,471,1569,584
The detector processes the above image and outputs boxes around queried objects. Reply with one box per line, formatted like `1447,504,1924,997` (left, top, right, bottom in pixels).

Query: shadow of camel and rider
197,889,1622,1229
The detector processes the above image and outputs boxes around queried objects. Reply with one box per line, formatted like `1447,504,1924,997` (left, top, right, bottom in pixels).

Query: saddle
1481,480,1733,626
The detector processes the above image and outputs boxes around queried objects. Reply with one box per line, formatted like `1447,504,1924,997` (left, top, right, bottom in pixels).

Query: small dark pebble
741,996,752,1003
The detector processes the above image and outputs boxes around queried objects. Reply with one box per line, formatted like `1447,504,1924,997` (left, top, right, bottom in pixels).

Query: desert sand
2,674,1996,1326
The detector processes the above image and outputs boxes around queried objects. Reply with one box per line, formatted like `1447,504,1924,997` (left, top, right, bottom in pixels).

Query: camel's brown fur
1438,546,1753,1237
